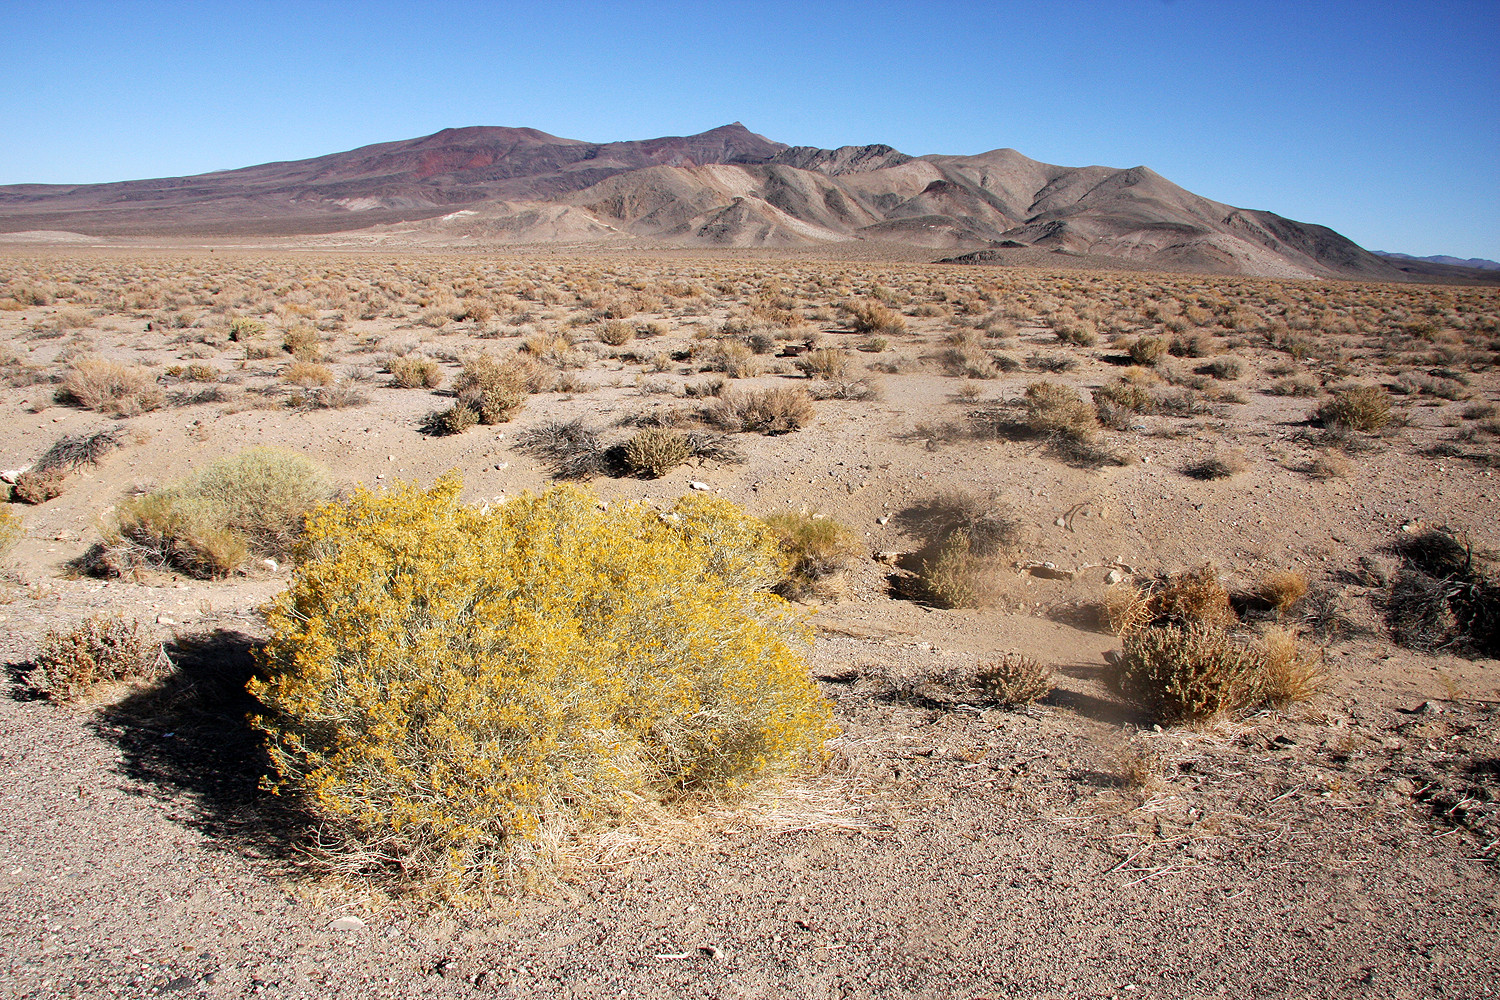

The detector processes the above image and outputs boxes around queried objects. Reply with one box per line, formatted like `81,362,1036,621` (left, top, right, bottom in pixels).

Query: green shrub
919,529,982,609
29,615,166,702
106,447,333,578
623,429,690,478
250,479,835,886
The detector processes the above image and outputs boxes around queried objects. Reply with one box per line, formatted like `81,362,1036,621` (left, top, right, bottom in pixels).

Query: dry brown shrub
13,467,67,504
29,615,167,703
1307,451,1351,479
707,387,814,434
1147,563,1238,630
1259,626,1327,706
281,361,334,387
1259,570,1309,613
623,429,690,478
1023,381,1099,441
56,356,163,416
843,299,907,335
1314,384,1392,432
388,355,444,389
975,653,1053,705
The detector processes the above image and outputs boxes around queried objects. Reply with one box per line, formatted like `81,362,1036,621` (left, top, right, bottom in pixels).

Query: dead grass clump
1123,562,1238,632
623,429,690,478
1258,570,1309,614
763,511,862,601
1199,358,1243,380
1183,450,1247,480
388,355,444,389
56,356,163,416
707,387,814,434
1307,450,1352,479
796,347,852,380
1314,384,1392,432
1385,527,1500,656
28,615,168,703
975,653,1053,705
281,361,334,388
516,419,609,480
1259,626,1328,706
282,324,323,361
904,488,1021,557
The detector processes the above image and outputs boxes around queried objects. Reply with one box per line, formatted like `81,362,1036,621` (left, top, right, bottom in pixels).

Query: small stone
263,558,278,572
1416,701,1444,715
876,515,889,525
1105,569,1124,585
330,916,366,931
689,481,710,491
1055,517,1067,527
156,615,177,626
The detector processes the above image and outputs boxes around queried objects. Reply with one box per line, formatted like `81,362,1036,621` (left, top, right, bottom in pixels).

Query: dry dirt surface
1,248,1498,998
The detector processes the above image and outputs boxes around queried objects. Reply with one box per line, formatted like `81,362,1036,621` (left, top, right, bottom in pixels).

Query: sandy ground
0,249,1497,998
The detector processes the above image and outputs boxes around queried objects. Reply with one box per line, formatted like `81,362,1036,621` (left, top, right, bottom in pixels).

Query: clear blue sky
2,0,1496,258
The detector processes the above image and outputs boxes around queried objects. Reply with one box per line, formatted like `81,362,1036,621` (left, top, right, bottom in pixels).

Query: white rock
330,916,366,931
0,467,28,484
689,481,710,491
1055,517,1067,527
263,558,278,572
1105,569,1124,585
876,515,890,525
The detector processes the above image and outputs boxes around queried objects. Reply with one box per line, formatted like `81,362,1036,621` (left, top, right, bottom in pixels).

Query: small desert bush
29,615,167,703
105,447,333,578
1307,451,1351,479
227,316,266,342
763,512,862,601
975,653,1053,705
843,299,906,335
705,340,759,378
1129,336,1169,366
919,529,983,609
13,467,67,504
1108,623,1316,725
707,387,814,434
452,354,529,424
1200,358,1243,380
250,479,834,887
1052,317,1098,347
281,361,334,388
796,348,852,380
1023,381,1099,441
598,319,635,346
56,356,163,416
623,428,690,478
282,324,323,361
388,355,444,389
1314,385,1392,432
1115,562,1238,634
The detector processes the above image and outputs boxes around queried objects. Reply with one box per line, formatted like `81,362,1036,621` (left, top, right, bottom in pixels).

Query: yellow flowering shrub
250,477,835,885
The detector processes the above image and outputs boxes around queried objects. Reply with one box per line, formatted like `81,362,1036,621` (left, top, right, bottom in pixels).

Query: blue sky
2,0,1496,258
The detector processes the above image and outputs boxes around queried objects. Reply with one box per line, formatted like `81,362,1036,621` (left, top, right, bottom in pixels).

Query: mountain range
0,123,1489,282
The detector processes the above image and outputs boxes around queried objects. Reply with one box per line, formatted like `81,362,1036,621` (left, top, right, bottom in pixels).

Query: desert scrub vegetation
0,505,21,558
975,652,1053,705
55,356,163,416
387,355,444,389
1312,384,1392,433
623,428,690,478
1385,526,1500,657
93,447,333,578
428,353,531,432
28,615,167,703
1106,622,1324,725
706,387,815,434
763,511,863,601
250,478,835,887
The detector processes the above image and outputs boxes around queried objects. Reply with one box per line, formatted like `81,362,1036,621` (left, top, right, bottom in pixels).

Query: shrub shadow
87,628,311,864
